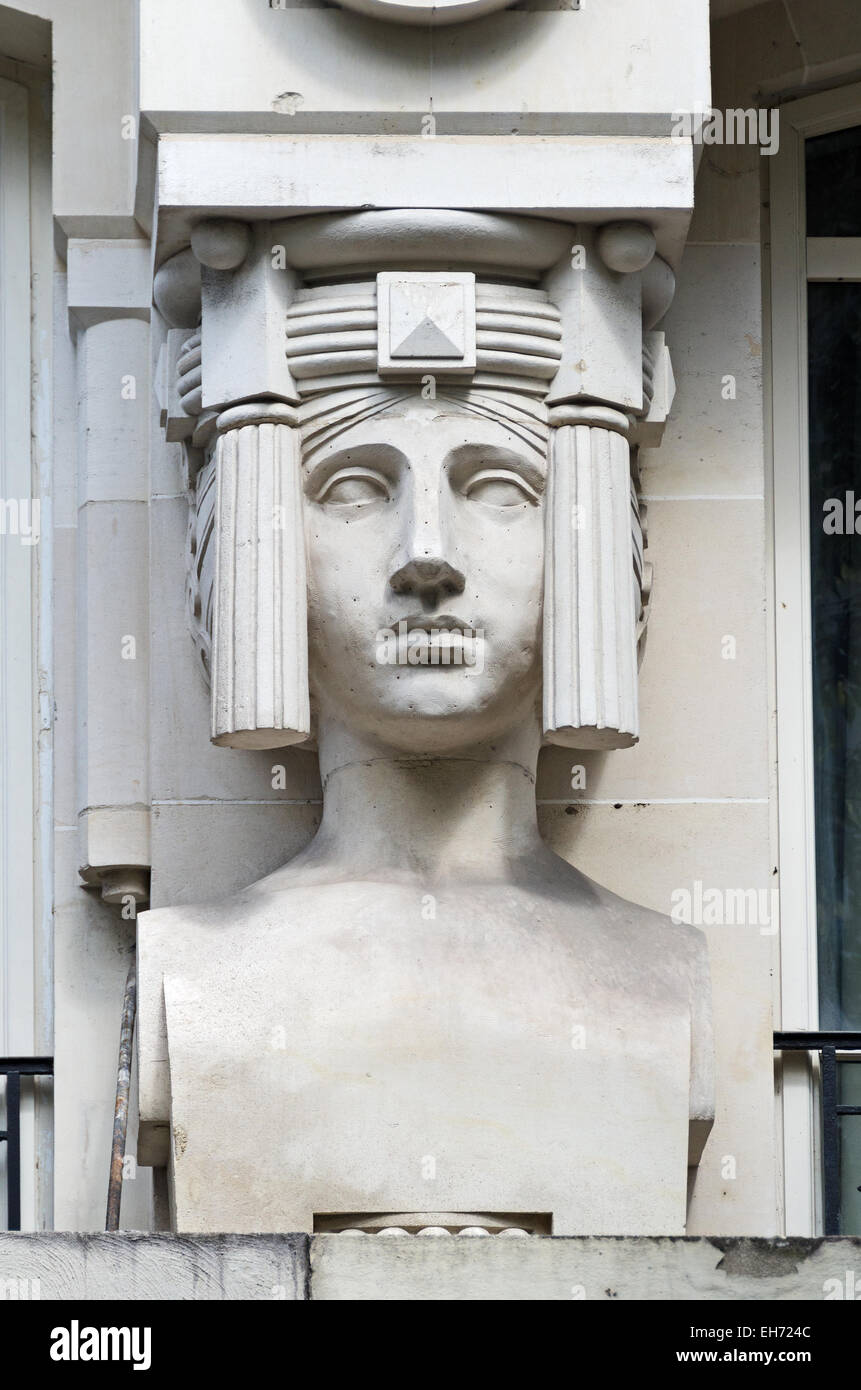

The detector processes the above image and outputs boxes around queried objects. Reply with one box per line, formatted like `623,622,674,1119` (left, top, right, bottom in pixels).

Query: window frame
0,73,36,1230
0,67,53,1232
769,80,861,1237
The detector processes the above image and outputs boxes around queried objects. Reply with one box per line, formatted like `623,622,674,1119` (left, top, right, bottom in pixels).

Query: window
771,85,861,1236
0,72,51,1232
0,75,36,1230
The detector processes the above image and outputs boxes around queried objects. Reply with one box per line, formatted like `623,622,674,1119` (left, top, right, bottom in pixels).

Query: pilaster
69,240,152,907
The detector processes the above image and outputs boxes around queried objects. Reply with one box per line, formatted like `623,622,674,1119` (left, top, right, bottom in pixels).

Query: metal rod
774,1031,861,1049
6,1071,20,1231
106,963,137,1232
774,1034,861,1237
821,1044,840,1236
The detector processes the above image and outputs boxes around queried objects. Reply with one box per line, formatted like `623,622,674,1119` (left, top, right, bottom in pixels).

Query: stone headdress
156,209,675,754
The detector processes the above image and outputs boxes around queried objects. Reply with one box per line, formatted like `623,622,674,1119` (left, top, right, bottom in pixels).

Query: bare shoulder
542,850,710,981
136,880,345,957
604,876,708,971
136,891,267,960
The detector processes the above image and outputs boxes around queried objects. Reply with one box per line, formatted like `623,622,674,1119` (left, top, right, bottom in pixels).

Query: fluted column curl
543,403,641,750
210,402,310,748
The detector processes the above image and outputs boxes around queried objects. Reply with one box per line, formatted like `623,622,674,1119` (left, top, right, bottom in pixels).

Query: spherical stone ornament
596,221,657,275
642,255,677,329
191,218,252,271
153,248,201,329
334,0,517,23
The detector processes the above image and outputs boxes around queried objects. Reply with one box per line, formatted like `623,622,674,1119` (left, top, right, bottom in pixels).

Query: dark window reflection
807,126,861,237
808,282,861,1031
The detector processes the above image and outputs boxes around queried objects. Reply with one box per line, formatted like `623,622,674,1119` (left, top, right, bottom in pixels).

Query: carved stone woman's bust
139,212,712,1236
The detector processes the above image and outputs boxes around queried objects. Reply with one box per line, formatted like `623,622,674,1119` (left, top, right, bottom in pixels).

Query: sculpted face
303,395,545,752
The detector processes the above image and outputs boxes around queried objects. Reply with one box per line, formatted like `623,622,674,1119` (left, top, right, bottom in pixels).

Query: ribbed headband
287,279,560,457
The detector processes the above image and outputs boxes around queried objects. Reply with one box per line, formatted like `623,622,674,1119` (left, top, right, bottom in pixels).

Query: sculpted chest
139,888,705,1236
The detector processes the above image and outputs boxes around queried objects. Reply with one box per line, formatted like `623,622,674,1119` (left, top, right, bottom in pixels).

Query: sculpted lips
376,614,486,671
401,613,478,637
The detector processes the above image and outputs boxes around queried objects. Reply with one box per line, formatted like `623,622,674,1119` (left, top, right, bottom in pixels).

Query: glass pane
807,125,861,237
808,281,861,1030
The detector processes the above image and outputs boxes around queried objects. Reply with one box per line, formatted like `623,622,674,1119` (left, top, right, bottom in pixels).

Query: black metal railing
0,1058,53,1231
774,1032,861,1235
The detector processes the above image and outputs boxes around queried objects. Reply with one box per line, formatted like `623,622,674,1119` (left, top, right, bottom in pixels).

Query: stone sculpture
139,209,712,1236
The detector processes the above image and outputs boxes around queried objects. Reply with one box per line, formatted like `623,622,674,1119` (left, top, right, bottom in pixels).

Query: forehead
302,396,547,471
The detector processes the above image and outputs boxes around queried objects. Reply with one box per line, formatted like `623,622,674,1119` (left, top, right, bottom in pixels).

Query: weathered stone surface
309,1235,861,1302
0,1234,307,1301
2,1235,859,1302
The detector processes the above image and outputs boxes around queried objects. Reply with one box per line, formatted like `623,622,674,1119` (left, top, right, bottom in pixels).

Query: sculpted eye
463,469,540,508
316,468,391,506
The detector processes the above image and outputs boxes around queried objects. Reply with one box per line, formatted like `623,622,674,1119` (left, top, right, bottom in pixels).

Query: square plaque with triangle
377,271,477,376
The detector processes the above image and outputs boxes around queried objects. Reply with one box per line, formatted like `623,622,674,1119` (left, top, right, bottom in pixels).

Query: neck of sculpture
311,719,544,883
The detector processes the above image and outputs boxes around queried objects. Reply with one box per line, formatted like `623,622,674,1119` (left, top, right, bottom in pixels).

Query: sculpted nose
389,473,465,610
389,555,466,610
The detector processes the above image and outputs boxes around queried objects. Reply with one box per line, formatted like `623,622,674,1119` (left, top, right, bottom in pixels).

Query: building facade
0,0,860,1295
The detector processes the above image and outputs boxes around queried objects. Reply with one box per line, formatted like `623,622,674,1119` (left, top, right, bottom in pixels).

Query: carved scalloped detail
630,448,651,664
185,453,216,687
